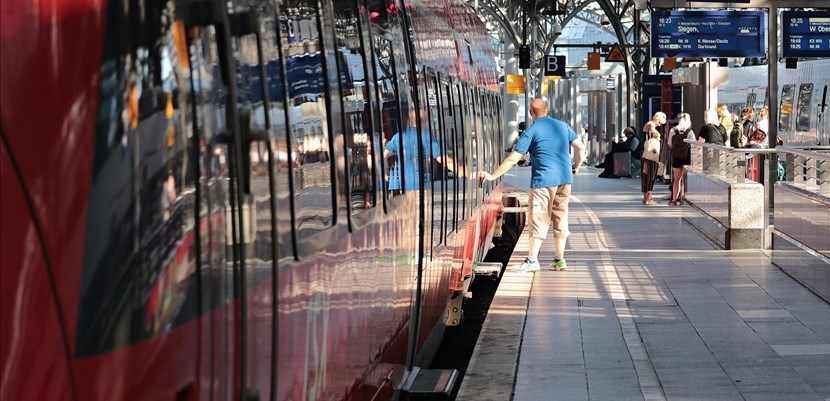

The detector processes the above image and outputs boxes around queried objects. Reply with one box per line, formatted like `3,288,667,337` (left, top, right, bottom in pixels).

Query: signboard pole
765,4,777,250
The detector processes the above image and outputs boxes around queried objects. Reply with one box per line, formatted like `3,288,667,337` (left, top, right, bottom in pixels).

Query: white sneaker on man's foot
511,258,540,272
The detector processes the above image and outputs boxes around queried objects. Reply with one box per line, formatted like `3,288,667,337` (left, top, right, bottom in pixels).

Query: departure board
783,11,830,58
651,10,766,58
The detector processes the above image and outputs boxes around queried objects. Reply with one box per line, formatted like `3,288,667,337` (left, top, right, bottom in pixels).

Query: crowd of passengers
595,104,779,206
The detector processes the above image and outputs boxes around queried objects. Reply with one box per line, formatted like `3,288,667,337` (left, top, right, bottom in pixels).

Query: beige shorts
528,185,571,240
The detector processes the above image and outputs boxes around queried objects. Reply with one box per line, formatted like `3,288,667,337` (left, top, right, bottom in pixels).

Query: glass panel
77,2,223,356
279,0,334,235
454,84,466,223
372,35,404,198
442,82,457,234
425,73,443,248
796,83,813,132
333,0,375,211
780,84,796,132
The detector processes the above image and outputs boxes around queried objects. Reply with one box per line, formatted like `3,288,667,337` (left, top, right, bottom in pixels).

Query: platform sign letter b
543,55,566,77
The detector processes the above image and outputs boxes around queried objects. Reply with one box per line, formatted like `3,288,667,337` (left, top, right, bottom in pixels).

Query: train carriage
0,0,504,399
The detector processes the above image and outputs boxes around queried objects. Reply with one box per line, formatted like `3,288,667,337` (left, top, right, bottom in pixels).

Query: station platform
458,167,830,401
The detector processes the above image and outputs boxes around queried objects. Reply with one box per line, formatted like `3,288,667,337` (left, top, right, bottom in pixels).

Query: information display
651,10,766,58
782,11,830,58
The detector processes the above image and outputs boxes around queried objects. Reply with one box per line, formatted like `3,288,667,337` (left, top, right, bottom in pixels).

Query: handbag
642,138,660,162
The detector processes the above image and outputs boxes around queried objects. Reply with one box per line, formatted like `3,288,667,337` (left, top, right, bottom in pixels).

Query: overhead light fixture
600,16,611,26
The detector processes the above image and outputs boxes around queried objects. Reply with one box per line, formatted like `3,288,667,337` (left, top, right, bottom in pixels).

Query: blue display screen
651,10,766,58
782,11,830,58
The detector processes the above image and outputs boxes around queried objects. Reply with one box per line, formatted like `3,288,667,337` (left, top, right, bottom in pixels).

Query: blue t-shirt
385,127,441,191
513,116,577,188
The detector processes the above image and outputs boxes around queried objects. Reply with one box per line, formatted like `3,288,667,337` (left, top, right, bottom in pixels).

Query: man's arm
571,138,585,173
478,151,524,181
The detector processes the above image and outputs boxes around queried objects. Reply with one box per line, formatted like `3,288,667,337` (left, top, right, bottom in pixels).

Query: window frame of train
423,68,444,250
451,82,467,225
796,83,814,133
780,84,796,133
279,0,339,254
465,83,479,217
365,33,405,204
441,78,458,235
330,0,380,229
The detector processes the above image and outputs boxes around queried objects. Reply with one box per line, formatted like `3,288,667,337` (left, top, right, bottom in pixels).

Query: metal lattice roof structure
471,0,651,103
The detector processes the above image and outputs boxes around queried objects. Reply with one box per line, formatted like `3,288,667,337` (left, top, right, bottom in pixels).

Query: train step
400,367,458,400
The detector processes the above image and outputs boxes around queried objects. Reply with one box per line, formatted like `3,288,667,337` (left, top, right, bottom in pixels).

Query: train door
181,7,249,400
413,67,446,355
222,0,300,398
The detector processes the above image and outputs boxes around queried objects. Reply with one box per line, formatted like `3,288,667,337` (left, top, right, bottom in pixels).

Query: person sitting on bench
597,127,638,178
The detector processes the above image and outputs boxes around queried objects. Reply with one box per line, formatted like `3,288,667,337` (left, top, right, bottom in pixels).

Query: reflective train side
0,0,502,399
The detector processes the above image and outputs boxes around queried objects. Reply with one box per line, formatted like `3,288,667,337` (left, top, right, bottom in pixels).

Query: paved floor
457,167,830,401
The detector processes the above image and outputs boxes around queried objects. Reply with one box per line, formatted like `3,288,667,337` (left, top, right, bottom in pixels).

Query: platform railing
687,140,778,183
778,146,830,195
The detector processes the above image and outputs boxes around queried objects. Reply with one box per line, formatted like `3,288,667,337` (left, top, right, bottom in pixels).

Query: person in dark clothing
597,127,638,177
741,106,756,139
698,108,727,145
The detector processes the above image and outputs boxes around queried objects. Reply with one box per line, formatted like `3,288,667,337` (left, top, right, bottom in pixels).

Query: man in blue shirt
383,107,457,192
479,99,585,272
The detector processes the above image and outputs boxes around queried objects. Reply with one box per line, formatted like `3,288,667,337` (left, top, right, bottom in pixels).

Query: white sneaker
512,258,540,272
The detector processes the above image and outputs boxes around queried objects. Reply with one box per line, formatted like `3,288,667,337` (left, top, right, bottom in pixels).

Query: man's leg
549,185,571,270
527,187,551,260
528,237,544,261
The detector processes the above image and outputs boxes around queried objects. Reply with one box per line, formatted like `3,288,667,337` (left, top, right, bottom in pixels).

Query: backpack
730,121,747,148
670,130,689,160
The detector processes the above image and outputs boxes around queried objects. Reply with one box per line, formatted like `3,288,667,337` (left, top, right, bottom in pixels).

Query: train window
454,84,467,223
76,2,226,356
780,84,796,133
796,83,814,132
442,81,457,234
479,92,490,195
333,0,376,211
279,0,335,236
425,71,444,248
370,35,405,199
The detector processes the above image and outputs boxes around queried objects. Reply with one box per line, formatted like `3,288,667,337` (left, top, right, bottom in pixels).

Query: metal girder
652,0,828,7
468,0,651,126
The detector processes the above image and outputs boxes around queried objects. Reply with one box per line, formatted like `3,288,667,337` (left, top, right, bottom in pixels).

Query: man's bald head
530,99,548,119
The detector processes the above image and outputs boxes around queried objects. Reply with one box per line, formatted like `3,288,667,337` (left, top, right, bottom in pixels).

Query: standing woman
668,113,696,205
641,129,661,205
717,104,733,144
698,109,727,145
756,107,769,146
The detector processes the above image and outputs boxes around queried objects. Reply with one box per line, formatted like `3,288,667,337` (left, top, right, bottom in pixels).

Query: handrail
777,146,830,161
684,139,776,184
684,139,778,155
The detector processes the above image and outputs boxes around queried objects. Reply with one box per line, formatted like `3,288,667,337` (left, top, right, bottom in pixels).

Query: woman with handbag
641,129,662,205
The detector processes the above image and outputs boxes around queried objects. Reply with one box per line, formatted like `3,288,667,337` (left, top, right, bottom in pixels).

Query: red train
0,0,506,398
